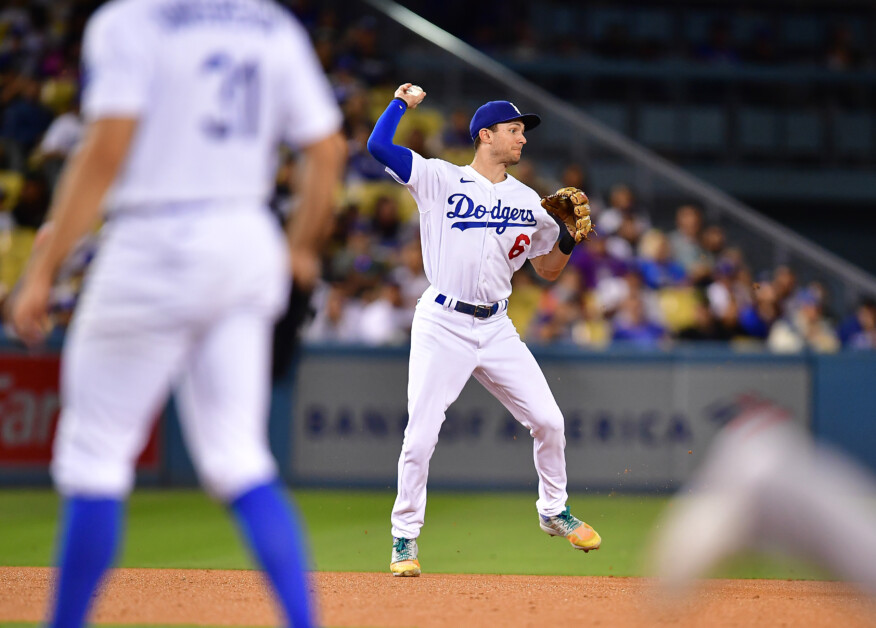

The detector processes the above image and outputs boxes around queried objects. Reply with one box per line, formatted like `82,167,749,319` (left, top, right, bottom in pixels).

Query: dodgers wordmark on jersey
83,0,341,212
388,152,560,304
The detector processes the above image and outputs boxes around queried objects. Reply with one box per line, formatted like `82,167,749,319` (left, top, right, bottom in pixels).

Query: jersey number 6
508,234,531,260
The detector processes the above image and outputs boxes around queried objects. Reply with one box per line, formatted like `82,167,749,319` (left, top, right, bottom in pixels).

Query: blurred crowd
1,0,874,353
408,1,875,71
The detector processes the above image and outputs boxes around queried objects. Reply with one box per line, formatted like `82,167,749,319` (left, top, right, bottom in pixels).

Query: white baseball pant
391,286,568,539
52,203,288,502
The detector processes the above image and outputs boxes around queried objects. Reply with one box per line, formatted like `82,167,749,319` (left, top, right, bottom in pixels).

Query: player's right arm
7,3,147,345
287,131,346,289
367,83,426,184
9,117,138,345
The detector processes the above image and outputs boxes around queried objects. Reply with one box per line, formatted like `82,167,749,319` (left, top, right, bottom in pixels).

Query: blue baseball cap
469,100,541,141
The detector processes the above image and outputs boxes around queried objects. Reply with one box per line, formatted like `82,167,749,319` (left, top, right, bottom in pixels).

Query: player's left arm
7,117,137,345
530,242,571,281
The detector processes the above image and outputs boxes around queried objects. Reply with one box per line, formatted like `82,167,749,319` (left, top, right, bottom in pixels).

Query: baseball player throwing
8,1,344,626
368,83,599,577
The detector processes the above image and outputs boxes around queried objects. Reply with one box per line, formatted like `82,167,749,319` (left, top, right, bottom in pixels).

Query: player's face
489,121,527,165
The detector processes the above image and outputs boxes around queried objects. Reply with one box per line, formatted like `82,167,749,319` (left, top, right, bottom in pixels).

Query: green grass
0,488,828,579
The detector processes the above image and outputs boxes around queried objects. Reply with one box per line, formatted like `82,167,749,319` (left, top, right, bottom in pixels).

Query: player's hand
290,248,321,292
7,270,53,347
394,83,426,109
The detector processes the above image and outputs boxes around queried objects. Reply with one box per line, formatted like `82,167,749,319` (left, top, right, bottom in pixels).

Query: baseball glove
540,187,595,243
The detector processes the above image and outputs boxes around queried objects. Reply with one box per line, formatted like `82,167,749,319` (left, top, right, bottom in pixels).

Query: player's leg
391,307,476,544
50,291,192,628
172,205,314,626
473,319,567,514
175,308,315,628
473,317,600,551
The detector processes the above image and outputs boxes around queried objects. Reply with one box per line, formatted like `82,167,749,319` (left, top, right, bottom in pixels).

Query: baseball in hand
405,85,424,96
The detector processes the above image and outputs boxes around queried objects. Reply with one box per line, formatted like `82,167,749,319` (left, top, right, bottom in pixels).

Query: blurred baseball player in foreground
8,1,344,626
368,83,599,577
651,398,876,597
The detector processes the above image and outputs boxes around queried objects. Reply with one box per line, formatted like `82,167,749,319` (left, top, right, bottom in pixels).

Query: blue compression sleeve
50,497,123,628
231,482,314,628
367,98,413,183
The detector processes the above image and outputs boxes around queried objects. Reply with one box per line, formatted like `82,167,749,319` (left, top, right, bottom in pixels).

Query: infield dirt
2,567,874,627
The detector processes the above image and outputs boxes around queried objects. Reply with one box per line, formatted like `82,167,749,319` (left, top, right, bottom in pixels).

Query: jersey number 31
201,52,260,140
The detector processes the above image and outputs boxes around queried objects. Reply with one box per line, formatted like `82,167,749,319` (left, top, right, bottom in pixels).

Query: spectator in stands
441,108,472,150
598,183,650,238
346,123,388,183
339,88,372,137
637,229,687,290
571,293,611,348
700,224,727,268
597,267,662,323
0,76,53,155
678,293,745,343
612,293,667,347
677,298,722,342
370,195,403,255
30,96,82,188
390,238,429,313
738,283,780,339
531,267,584,343
772,265,798,307
358,280,408,346
605,214,643,263
768,289,840,353
569,235,627,291
558,163,603,213
535,297,581,345
669,204,707,274
510,159,551,197
328,225,383,296
560,162,588,190
329,57,366,107
304,283,362,344
402,126,434,160
337,15,389,86
0,21,42,77
838,298,876,350
707,252,753,318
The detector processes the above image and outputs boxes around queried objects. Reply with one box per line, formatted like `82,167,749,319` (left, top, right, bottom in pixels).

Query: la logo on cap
509,103,521,115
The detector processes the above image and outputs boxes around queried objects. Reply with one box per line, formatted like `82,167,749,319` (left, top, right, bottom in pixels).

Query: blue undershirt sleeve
367,98,413,183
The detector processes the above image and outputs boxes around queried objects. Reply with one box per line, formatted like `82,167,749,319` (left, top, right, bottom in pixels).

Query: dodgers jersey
82,0,341,212
390,152,560,304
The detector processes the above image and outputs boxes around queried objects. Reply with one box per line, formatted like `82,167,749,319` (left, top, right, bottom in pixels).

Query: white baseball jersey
389,153,560,304
82,0,341,213
54,0,342,501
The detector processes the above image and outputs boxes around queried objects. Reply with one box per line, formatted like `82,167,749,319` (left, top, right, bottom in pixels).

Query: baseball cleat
540,506,602,552
390,537,421,577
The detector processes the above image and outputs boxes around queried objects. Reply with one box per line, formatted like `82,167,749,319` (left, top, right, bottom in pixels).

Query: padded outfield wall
1,339,874,490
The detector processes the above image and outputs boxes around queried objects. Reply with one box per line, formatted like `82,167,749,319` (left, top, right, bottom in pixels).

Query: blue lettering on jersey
446,193,537,234
159,0,277,32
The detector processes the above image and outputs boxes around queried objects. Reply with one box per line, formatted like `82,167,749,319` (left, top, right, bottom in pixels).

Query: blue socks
231,482,315,628
48,484,312,628
50,497,123,628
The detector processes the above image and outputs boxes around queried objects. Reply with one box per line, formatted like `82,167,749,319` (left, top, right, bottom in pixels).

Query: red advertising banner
0,353,160,468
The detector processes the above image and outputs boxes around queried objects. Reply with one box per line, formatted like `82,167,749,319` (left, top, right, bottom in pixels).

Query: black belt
435,294,499,319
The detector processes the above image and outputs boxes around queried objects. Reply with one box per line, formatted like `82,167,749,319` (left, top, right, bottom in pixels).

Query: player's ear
478,127,492,145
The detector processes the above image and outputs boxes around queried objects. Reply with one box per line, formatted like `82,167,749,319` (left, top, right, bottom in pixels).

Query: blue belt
435,294,499,319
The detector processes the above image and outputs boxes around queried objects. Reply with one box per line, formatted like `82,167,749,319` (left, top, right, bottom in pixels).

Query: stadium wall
1,339,874,490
